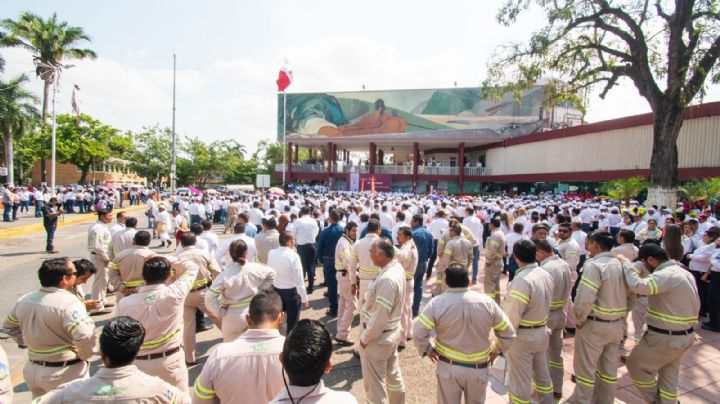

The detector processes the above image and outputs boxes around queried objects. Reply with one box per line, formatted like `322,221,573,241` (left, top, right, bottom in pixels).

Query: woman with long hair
205,239,277,341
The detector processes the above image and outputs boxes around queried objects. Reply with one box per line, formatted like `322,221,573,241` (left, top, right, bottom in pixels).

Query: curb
0,205,147,239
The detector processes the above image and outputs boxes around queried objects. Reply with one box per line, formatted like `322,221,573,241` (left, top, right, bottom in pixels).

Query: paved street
2,213,720,403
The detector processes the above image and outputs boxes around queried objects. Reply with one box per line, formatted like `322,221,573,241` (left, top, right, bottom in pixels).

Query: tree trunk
646,102,684,208
79,170,88,185
4,130,14,186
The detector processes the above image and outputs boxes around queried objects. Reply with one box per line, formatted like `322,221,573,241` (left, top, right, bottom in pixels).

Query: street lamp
37,61,72,197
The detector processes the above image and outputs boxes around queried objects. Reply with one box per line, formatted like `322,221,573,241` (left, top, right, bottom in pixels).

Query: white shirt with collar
267,246,308,303
199,232,219,256
110,222,125,236
292,215,320,245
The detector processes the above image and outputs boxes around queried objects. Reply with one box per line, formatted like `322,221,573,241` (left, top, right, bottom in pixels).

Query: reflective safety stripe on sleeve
418,314,435,330
509,290,529,304
194,378,216,400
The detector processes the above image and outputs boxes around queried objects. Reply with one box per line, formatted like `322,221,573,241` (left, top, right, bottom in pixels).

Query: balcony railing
464,167,489,176
276,164,489,176
374,165,413,175
417,166,458,175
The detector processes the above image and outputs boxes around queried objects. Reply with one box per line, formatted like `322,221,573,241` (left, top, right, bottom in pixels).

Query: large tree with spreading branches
485,0,720,206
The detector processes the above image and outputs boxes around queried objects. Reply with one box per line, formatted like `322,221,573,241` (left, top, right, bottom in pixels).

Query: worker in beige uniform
359,238,406,404
556,222,581,332
0,345,11,403
255,216,280,264
435,218,477,260
109,230,156,301
116,256,199,392
395,226,418,349
502,240,555,404
194,291,285,403
109,216,138,260
223,198,240,234
621,243,699,404
611,230,644,342
567,231,628,404
88,208,114,313
3,258,96,398
413,263,515,404
334,221,359,345
205,239,276,341
481,217,506,303
434,224,472,296
347,219,382,355
534,238,573,400
35,316,189,404
271,319,359,404
175,233,222,364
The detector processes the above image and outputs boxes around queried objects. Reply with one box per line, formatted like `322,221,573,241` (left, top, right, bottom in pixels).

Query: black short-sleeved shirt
43,204,59,227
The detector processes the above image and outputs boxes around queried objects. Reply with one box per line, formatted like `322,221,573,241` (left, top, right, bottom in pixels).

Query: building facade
30,157,147,187
274,101,720,194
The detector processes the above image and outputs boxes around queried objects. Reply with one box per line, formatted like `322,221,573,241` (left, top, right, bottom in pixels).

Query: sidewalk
0,204,146,239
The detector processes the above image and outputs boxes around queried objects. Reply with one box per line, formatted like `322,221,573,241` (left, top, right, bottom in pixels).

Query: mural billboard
277,85,555,141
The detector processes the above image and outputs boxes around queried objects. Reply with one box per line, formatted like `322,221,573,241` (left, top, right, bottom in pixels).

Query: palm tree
0,74,40,185
604,177,649,207
1,11,96,182
0,31,6,72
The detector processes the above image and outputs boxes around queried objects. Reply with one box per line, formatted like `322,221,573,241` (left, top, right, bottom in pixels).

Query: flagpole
282,90,287,186
171,54,177,193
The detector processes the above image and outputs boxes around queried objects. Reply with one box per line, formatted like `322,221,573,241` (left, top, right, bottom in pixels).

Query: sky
2,0,719,154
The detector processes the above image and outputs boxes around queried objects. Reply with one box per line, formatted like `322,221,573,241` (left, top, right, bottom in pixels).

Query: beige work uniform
109,246,156,301
223,202,239,233
3,287,96,398
624,260,699,404
396,240,418,344
502,263,554,404
193,328,285,403
335,234,358,341
435,236,472,296
359,261,406,404
254,229,280,264
481,229,505,303
539,255,573,396
109,227,137,260
175,247,222,363
557,237,581,328
116,260,199,392
34,365,189,403
205,261,276,342
612,243,644,340
567,252,628,404
436,224,477,259
0,345,11,403
413,288,515,404
88,220,112,309
347,233,381,350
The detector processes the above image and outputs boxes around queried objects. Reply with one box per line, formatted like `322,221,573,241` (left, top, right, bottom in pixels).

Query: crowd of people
2,188,719,403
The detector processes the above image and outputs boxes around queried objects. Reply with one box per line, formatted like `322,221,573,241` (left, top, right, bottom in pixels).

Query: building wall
485,115,720,175
30,161,147,187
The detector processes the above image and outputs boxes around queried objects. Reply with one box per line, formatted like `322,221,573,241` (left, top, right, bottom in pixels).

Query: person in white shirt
175,223,209,255
463,206,484,283
110,211,127,236
426,210,449,279
571,221,588,265
380,206,395,230
156,204,173,248
267,232,309,333
292,206,320,292
391,211,406,245
688,227,719,317
198,220,219,256
505,222,528,281
216,223,257,269
189,199,203,225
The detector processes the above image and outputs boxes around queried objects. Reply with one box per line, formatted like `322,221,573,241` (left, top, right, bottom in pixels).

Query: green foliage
0,73,40,183
51,113,121,184
679,178,720,204
603,176,648,205
486,0,720,188
127,125,172,188
1,11,97,119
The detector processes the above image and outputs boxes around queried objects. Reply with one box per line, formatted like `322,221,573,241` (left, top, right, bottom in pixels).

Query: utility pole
171,54,177,193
